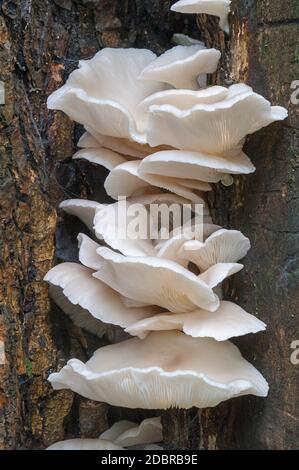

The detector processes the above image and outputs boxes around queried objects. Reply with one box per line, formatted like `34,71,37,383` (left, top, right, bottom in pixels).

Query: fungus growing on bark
45,0,288,431
139,45,221,90
171,0,232,33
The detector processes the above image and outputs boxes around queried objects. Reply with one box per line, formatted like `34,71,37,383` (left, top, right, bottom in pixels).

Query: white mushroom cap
77,233,103,270
93,246,220,312
180,228,251,271
125,300,266,340
73,147,126,170
94,202,157,257
78,127,169,159
47,48,167,143
156,232,193,267
59,199,101,232
44,262,156,330
140,150,221,183
155,220,218,263
49,330,269,409
172,33,205,47
146,86,288,153
104,159,211,202
139,86,229,111
48,285,115,339
47,439,124,450
129,192,190,206
77,132,100,149
99,417,162,447
171,0,232,33
198,262,243,288
139,45,221,90
104,160,150,199
139,149,255,180
47,417,162,450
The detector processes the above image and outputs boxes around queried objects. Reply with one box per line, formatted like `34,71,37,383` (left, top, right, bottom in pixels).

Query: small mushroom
198,262,243,288
59,199,101,232
172,33,205,47
171,0,232,33
49,330,269,409
139,45,221,90
99,417,162,447
180,228,251,271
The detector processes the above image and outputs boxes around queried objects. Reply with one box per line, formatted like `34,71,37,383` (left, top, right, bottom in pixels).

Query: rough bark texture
0,0,298,450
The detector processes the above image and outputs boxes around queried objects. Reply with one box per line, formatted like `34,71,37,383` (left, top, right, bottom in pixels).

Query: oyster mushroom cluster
48,417,163,451
45,2,287,450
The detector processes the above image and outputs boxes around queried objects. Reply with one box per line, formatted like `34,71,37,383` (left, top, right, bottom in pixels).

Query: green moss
25,357,33,378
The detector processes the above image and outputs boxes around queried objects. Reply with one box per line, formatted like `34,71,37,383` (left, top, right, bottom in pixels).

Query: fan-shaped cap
73,147,126,170
198,262,243,288
47,48,167,143
181,228,251,271
47,439,124,450
48,285,115,339
156,232,193,267
94,202,156,257
126,300,266,340
172,33,205,47
140,150,222,183
146,86,288,154
129,192,190,206
93,246,220,312
59,199,101,232
77,132,99,149
99,417,162,447
49,330,269,409
139,150,255,181
171,0,232,33
78,127,169,159
104,159,211,202
139,86,229,113
139,45,220,90
44,262,156,329
104,160,150,199
47,417,162,450
77,233,103,270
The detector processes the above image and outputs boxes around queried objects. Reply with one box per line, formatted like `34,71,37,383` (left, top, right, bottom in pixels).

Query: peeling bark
0,0,298,450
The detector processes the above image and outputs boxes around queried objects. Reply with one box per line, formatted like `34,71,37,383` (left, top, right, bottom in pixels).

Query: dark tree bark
0,0,298,450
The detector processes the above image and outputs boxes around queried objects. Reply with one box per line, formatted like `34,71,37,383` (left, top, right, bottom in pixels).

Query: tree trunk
0,0,298,450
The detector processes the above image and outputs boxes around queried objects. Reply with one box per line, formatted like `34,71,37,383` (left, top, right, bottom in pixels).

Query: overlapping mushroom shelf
47,417,163,450
44,3,287,451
